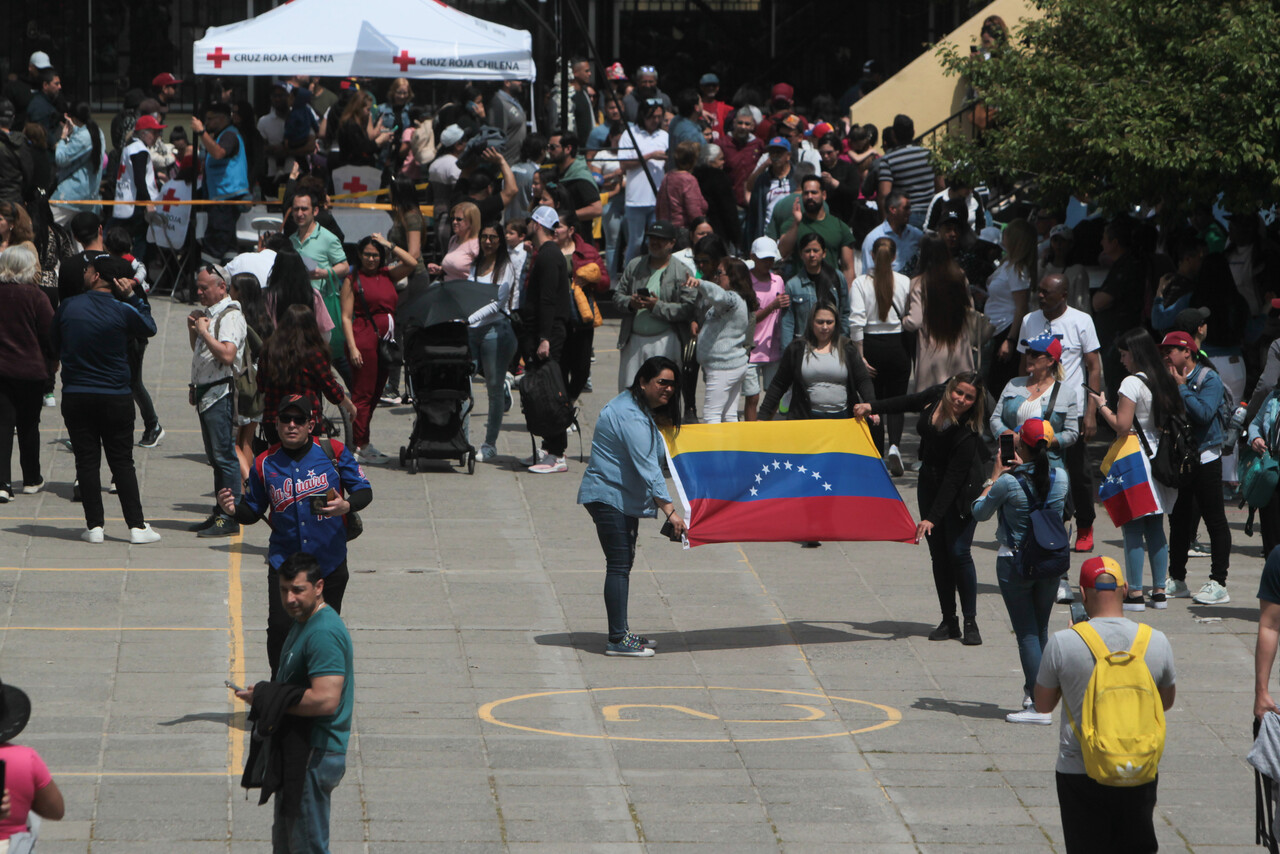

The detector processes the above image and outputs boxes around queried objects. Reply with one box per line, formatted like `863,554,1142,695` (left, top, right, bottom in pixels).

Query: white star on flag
797,465,807,474
750,487,758,496
761,464,770,474
812,471,821,480
772,460,781,470
755,474,762,483
784,461,792,470
823,482,831,491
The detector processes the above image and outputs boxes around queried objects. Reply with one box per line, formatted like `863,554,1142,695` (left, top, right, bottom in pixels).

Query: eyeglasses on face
654,378,677,388
277,413,310,425
449,216,466,223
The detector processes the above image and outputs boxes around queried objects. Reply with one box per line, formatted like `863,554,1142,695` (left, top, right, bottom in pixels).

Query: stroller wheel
399,446,407,467
467,451,476,475
407,458,418,475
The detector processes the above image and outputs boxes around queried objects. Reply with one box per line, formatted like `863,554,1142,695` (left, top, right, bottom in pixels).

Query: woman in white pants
682,257,758,423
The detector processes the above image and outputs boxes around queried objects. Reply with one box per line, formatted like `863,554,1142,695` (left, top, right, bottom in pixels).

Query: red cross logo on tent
207,47,230,69
393,50,415,72
159,188,180,212
342,176,368,195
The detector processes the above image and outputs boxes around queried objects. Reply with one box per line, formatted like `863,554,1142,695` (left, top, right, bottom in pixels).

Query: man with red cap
151,72,182,120
111,114,165,261
1160,329,1232,605
1035,555,1176,853
757,83,805,142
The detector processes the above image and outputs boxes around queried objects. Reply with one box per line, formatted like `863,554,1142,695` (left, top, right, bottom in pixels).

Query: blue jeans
623,205,656,266
603,196,626,277
273,749,345,853
468,319,519,447
995,555,1059,696
198,392,240,513
1122,514,1167,593
586,501,640,643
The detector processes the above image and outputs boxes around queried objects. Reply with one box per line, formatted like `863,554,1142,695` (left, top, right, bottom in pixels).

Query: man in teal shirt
290,190,351,381
770,174,856,282
237,552,354,853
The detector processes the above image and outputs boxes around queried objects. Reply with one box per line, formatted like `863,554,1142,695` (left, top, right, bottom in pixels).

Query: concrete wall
848,0,1042,144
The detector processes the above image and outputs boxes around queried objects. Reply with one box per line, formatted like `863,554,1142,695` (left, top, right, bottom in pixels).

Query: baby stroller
398,319,476,474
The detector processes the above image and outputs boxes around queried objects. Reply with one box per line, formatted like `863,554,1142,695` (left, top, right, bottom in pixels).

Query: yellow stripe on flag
1100,433,1143,476
663,418,881,458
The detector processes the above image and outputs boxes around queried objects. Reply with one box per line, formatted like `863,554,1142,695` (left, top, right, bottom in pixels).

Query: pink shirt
0,744,52,839
442,237,480,280
750,270,786,363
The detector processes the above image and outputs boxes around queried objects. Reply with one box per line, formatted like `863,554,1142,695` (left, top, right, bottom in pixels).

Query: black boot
962,618,983,646
929,616,961,641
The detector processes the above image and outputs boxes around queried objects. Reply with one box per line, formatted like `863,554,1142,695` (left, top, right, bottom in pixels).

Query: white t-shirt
257,113,287,178
226,249,278,290
848,272,911,341
1017,307,1101,412
617,126,668,207
1119,373,1158,450
984,260,1030,332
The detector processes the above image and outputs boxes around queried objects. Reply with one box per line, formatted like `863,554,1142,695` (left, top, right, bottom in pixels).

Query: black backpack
1136,412,1195,488
519,359,577,438
1010,470,1070,580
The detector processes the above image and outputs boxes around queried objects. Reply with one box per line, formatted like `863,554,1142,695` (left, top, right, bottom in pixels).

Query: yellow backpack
1064,622,1165,787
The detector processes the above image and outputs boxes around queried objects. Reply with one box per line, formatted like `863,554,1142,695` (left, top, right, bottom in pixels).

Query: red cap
1159,331,1197,351
1080,556,1123,590
771,82,794,103
810,121,835,139
1018,417,1055,448
134,115,167,131
151,72,183,88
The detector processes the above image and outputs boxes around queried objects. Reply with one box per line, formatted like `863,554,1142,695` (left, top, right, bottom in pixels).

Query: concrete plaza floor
0,298,1264,852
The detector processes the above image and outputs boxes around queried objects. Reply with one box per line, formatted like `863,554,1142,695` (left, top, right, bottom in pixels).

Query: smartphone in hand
999,433,1017,466
225,680,244,692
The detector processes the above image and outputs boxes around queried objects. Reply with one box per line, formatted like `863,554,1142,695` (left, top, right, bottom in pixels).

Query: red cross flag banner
145,179,192,250
193,0,535,81
663,419,917,547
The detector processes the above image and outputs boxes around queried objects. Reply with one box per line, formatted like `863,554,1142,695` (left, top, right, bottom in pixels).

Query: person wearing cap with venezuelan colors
51,253,159,544
0,677,66,848
971,417,1069,723
219,392,371,676
1035,556,1176,853
990,329,1078,468
1160,329,1233,605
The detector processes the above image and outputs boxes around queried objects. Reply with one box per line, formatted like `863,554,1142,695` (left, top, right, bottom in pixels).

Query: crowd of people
3,26,1280,851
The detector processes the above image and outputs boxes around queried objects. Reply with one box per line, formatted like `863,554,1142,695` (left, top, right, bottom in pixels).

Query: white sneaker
1166,578,1192,598
477,444,497,462
1191,579,1230,605
1123,594,1146,612
356,445,391,466
0,489,11,503
1006,708,1053,725
522,451,550,467
81,527,104,544
129,524,161,544
21,479,44,495
886,445,904,477
43,393,55,408
529,456,568,474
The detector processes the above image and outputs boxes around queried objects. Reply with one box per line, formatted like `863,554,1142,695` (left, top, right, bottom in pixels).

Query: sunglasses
655,379,677,388
277,413,310,425
203,263,227,283
450,216,466,223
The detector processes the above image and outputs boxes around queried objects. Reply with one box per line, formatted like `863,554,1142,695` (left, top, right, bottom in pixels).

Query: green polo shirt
291,224,349,358
768,206,853,277
277,604,354,754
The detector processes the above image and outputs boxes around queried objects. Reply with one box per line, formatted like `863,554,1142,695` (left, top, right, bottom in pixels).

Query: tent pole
562,0,658,199
557,0,568,133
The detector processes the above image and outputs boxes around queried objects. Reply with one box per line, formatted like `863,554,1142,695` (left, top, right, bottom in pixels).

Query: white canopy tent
193,0,534,81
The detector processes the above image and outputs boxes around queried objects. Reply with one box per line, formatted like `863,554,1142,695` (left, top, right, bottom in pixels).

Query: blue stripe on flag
670,451,900,502
1098,448,1151,501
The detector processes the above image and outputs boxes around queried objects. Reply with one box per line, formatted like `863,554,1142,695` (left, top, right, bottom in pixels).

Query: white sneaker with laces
477,444,497,462
356,445,391,466
130,524,162,544
1191,579,1230,605
885,445,904,477
0,489,11,503
1006,708,1053,725
522,451,550,467
1166,578,1191,598
21,479,45,495
81,527,104,544
529,456,568,474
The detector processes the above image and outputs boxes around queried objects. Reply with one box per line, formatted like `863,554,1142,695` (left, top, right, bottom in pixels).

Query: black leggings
1168,457,1231,585
863,333,911,452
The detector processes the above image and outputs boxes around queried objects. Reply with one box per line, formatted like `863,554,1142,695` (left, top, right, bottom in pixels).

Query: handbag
354,273,403,366
317,437,363,540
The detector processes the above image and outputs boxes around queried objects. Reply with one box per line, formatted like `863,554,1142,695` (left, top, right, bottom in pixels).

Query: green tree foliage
936,0,1280,212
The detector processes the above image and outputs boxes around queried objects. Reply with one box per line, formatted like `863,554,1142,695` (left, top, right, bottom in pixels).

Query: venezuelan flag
1099,434,1161,527
663,419,916,547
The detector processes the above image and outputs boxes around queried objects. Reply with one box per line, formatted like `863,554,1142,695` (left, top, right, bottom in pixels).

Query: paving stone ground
0,298,1264,852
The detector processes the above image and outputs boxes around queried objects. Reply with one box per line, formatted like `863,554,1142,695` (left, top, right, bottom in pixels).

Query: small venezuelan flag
663,419,917,547
1098,434,1161,527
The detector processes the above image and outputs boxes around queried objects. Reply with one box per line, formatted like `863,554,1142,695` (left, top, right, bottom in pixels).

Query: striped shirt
879,145,937,212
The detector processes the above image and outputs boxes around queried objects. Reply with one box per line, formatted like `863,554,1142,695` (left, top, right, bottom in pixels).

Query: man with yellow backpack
1034,556,1177,852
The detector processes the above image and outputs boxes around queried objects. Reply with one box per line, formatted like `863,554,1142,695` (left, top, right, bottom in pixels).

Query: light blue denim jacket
1183,363,1225,454
971,465,1069,549
989,377,1078,467
52,124,104,216
577,392,673,518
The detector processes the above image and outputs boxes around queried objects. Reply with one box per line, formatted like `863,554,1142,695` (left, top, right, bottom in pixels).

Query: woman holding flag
578,357,688,658
1089,328,1183,611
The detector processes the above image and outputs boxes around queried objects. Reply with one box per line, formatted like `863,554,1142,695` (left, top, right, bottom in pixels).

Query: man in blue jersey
218,394,371,676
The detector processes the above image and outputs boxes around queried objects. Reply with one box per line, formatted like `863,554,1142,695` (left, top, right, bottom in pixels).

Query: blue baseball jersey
245,438,370,574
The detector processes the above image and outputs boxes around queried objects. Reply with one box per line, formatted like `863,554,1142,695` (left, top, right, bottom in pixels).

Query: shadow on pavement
912,696,1010,720
536,619,934,653
1187,604,1258,622
7,523,86,541
157,710,249,732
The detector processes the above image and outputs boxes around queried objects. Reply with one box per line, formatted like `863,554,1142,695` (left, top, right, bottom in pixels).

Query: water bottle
1223,401,1248,453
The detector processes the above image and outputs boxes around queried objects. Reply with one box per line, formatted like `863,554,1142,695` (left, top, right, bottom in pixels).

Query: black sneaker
138,425,166,448
72,480,81,502
929,617,961,641
188,510,220,532
961,618,983,646
197,516,240,538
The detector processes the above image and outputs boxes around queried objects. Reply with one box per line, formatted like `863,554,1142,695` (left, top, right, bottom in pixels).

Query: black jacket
0,130,34,206
693,165,742,250
759,338,875,421
241,681,311,816
519,240,571,341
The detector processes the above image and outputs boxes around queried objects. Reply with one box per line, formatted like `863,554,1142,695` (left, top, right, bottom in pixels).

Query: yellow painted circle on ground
477,685,901,743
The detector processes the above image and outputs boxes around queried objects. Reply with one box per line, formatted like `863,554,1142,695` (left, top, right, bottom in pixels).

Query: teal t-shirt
278,604,354,753
292,226,349,360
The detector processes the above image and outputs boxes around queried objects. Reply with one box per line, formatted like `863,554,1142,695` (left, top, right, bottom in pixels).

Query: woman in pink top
742,236,789,420
428,201,481,280
0,680,64,847
654,141,708,228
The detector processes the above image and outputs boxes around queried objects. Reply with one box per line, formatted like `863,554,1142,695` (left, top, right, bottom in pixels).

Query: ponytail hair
1020,436,1052,500
870,237,897,322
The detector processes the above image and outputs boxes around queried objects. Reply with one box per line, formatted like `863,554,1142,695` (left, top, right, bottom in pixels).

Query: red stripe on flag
1102,482,1160,528
686,496,917,546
